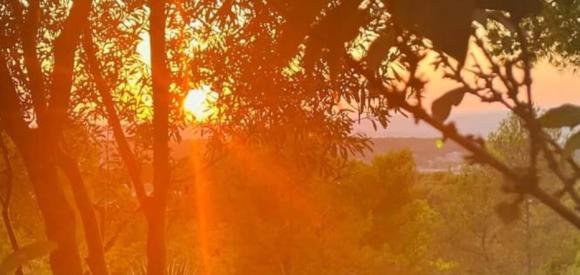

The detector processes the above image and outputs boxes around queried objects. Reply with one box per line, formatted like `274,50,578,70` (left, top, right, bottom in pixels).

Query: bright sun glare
184,85,217,122
137,33,217,122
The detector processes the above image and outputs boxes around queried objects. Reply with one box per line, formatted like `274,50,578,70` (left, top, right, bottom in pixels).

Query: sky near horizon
137,32,579,115
361,62,579,137
137,34,579,137
425,61,580,114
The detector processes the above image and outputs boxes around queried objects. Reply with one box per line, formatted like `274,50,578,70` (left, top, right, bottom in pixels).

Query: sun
183,85,218,122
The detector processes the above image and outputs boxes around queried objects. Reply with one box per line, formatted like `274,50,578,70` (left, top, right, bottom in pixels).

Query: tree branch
82,30,148,205
347,56,580,229
45,0,91,144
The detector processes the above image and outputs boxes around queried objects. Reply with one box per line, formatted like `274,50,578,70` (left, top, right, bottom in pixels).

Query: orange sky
425,62,580,114
357,62,579,137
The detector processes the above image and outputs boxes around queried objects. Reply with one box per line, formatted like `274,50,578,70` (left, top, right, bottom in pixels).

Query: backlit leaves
279,0,545,74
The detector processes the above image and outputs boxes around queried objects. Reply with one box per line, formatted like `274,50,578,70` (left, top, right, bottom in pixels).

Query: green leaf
495,201,521,224
0,241,57,274
431,87,468,122
564,131,580,158
539,104,580,128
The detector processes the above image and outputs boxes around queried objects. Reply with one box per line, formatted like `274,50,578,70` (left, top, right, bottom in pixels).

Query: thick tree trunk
2,0,93,273
145,204,167,275
19,141,84,275
148,0,170,274
58,150,109,275
1,53,84,275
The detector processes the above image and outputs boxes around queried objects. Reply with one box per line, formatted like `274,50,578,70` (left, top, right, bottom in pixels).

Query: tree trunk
18,140,84,275
148,0,170,273
0,53,84,275
146,203,167,275
58,150,109,275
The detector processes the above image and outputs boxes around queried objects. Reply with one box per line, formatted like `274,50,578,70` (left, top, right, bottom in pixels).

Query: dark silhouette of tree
261,0,580,229
0,1,102,274
147,0,171,273
1,0,579,274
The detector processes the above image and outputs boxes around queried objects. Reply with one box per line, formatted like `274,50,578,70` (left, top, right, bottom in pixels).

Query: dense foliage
0,0,579,274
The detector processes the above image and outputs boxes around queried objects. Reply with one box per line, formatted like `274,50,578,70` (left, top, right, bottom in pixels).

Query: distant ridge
354,111,508,138
172,137,468,173
358,137,467,172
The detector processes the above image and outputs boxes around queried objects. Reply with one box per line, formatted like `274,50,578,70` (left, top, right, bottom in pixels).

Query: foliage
423,114,579,274
0,241,56,274
186,148,439,274
522,0,580,67
188,2,372,176
1,0,580,274
128,260,197,275
540,104,580,156
263,0,580,230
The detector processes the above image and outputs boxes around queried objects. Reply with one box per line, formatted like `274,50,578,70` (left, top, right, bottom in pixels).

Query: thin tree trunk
525,198,533,275
148,0,170,273
81,33,147,202
84,3,171,273
58,150,109,275
83,23,167,275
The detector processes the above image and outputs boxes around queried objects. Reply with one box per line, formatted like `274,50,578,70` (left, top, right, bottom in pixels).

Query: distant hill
354,111,507,138
172,137,468,173
358,138,467,172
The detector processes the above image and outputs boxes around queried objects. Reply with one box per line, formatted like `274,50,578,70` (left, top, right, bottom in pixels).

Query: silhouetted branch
45,0,91,144
82,30,148,206
347,55,580,229
57,149,108,275
19,0,48,126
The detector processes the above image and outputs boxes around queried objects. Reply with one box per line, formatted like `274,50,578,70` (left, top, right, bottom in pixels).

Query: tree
425,114,579,274
0,1,101,274
195,148,437,274
2,0,579,274
255,0,580,230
